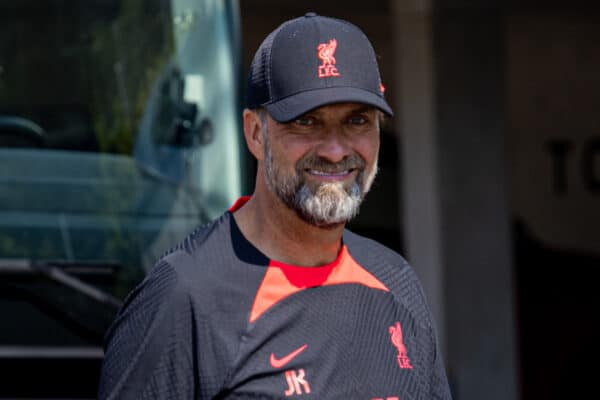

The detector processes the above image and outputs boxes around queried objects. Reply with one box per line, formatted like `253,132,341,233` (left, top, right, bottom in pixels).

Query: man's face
261,103,380,228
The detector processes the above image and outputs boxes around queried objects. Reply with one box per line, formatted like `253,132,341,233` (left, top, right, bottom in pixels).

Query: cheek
276,137,316,166
270,141,308,173
355,134,380,165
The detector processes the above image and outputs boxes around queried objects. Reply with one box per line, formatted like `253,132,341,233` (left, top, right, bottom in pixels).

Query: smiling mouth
307,169,353,176
304,169,360,183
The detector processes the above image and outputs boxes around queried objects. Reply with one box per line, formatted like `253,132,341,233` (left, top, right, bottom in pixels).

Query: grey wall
393,1,520,399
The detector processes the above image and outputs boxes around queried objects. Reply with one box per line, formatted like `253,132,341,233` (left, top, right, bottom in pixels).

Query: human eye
348,115,367,125
347,111,374,126
293,115,316,126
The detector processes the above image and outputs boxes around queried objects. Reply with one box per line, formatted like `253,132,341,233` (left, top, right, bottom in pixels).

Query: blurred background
1,0,598,399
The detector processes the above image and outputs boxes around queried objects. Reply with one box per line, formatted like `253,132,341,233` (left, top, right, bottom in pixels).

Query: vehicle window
0,2,242,390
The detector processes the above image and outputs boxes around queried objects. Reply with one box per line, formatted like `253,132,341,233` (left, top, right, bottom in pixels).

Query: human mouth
308,169,351,175
306,169,356,181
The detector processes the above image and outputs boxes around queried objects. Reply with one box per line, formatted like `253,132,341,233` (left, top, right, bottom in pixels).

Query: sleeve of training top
97,260,196,400
423,294,452,400
431,340,453,399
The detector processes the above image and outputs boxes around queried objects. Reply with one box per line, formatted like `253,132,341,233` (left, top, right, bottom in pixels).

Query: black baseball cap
246,12,393,122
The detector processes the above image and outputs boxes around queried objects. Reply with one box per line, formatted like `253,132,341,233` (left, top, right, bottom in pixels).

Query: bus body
0,0,243,397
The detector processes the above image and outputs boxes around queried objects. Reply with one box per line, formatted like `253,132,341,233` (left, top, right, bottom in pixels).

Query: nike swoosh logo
269,344,308,368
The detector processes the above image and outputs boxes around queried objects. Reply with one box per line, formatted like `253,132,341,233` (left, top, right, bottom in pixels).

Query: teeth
309,170,349,176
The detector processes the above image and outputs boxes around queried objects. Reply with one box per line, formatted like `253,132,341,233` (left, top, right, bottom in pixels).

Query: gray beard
263,134,377,228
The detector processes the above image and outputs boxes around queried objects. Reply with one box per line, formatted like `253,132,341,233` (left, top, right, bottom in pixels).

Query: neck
233,189,345,267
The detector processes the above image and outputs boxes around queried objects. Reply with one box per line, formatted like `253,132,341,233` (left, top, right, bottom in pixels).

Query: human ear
243,109,265,161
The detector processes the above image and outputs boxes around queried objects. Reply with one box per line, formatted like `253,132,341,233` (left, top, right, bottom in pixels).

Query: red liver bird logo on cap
389,321,413,369
317,39,340,78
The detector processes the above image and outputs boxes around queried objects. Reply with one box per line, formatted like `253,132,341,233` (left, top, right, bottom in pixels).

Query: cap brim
265,87,393,123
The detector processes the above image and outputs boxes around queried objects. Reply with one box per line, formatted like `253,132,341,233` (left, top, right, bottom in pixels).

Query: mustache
296,153,366,174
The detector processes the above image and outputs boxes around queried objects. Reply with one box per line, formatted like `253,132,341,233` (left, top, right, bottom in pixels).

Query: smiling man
258,104,378,227
99,13,452,400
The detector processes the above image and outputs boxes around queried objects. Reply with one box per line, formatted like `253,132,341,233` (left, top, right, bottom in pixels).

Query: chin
298,214,347,230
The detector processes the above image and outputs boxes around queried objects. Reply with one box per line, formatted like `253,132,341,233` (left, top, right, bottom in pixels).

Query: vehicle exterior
0,0,244,397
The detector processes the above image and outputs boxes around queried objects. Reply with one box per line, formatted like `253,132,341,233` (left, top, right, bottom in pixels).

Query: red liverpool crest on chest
317,39,340,78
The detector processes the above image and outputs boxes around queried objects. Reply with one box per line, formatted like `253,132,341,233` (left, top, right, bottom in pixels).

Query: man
98,13,452,400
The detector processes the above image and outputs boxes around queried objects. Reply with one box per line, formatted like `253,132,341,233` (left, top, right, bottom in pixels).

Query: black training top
98,198,452,400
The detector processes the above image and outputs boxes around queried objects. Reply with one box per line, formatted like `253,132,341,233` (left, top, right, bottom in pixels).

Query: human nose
314,131,351,163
